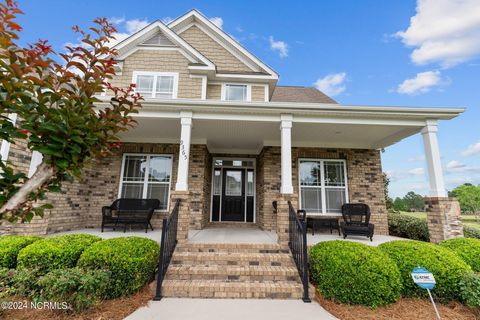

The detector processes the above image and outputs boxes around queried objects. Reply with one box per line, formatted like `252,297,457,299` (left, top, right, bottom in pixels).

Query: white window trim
118,153,173,212
221,83,251,102
298,158,349,216
132,71,179,99
0,113,17,162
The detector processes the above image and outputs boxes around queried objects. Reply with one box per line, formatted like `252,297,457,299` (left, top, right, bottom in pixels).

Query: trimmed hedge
458,273,480,308
440,237,480,272
0,236,41,268
379,240,472,301
464,225,480,239
78,237,159,298
38,267,111,312
387,213,429,241
17,234,101,273
309,240,402,307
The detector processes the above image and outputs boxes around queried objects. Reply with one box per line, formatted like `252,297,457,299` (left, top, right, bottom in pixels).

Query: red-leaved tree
0,1,142,222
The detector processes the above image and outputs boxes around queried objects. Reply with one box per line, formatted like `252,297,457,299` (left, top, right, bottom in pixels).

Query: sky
15,0,480,198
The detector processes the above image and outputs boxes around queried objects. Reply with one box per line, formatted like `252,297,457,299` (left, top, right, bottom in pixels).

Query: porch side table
307,217,341,236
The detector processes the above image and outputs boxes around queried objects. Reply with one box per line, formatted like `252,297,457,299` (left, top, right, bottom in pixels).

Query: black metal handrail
153,198,181,300
288,201,311,303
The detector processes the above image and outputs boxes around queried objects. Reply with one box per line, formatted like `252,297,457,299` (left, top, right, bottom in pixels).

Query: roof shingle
271,86,337,104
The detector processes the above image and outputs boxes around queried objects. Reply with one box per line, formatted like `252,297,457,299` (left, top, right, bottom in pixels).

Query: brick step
171,252,294,267
176,243,289,254
166,265,301,282
161,279,305,299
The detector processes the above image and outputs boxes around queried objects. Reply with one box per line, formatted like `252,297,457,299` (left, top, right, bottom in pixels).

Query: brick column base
425,197,463,244
276,194,298,245
171,191,191,243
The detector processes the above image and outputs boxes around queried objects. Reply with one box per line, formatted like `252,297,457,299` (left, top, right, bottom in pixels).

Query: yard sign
411,267,441,320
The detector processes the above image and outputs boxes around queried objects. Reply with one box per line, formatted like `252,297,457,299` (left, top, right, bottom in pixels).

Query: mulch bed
1,282,155,320
316,292,480,320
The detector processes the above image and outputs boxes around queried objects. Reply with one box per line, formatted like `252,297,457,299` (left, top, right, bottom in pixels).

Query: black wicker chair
101,198,160,233
340,203,375,241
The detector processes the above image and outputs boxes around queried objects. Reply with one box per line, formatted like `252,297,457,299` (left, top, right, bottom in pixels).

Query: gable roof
111,19,215,70
168,9,278,80
271,86,338,104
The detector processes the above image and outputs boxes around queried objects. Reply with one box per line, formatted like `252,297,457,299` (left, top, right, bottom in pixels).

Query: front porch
48,226,406,247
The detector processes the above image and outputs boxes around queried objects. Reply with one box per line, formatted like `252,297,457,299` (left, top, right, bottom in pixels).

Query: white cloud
314,72,347,97
408,167,425,176
447,160,467,172
396,0,480,67
462,141,480,156
396,70,446,95
209,17,224,29
125,19,149,34
269,36,289,58
109,17,125,25
446,160,480,173
408,155,426,162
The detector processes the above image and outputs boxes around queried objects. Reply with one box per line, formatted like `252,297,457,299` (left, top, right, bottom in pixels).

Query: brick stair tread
167,265,300,276
162,279,304,292
172,252,294,261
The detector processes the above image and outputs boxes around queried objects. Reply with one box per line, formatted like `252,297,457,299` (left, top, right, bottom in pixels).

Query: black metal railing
153,198,181,300
288,201,311,303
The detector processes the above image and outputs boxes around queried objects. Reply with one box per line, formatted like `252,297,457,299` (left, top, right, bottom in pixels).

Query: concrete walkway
125,298,338,320
307,233,407,246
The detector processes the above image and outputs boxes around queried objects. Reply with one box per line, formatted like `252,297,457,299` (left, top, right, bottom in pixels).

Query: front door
221,169,245,221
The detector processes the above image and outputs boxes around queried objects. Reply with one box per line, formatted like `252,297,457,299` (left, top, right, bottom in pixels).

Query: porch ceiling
119,117,423,153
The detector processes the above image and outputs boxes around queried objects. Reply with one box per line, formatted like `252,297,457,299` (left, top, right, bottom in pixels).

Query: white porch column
280,114,293,194
175,111,193,191
421,120,446,197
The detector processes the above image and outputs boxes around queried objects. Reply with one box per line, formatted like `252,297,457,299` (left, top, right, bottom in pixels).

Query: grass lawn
400,211,480,231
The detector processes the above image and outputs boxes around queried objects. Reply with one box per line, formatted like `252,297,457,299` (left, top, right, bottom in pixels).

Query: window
119,154,173,210
133,72,178,99
223,84,248,101
299,159,348,214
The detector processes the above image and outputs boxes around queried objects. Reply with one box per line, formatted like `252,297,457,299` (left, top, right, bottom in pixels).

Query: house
1,9,464,299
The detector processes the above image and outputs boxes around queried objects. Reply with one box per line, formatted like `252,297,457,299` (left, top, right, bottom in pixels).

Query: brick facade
4,141,388,237
256,146,388,234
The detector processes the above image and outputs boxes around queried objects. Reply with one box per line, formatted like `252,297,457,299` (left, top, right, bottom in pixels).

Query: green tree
0,1,141,222
383,173,393,209
393,197,407,211
452,184,480,218
403,191,425,211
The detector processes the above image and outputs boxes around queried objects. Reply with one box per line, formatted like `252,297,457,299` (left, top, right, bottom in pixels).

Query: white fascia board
94,96,464,122
168,10,279,78
112,20,215,69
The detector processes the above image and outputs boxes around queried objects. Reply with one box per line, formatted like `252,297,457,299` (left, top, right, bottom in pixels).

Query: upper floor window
223,84,250,101
133,72,178,99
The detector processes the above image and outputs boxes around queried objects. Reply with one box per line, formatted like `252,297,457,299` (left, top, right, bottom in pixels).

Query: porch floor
188,226,278,244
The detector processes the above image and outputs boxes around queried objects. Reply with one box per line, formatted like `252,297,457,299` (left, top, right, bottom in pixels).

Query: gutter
95,96,465,120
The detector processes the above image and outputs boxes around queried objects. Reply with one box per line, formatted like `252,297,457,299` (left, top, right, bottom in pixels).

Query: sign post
411,267,441,320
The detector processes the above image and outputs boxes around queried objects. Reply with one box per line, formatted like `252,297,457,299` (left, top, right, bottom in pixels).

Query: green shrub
38,267,111,312
309,240,402,307
11,268,43,297
78,237,159,298
440,238,480,272
464,226,480,239
0,268,15,298
458,273,480,308
379,240,472,301
0,236,41,268
387,213,429,241
17,234,101,274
